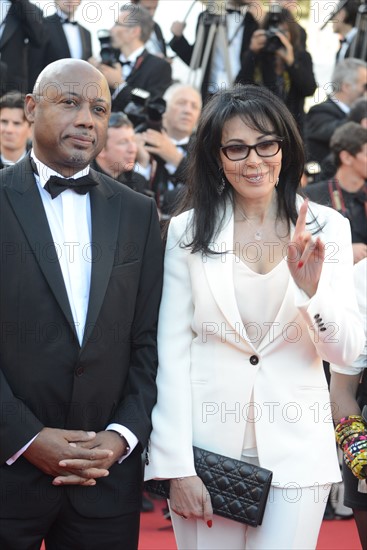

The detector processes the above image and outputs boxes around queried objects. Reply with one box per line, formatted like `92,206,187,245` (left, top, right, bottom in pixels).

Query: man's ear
340,149,353,166
24,94,37,124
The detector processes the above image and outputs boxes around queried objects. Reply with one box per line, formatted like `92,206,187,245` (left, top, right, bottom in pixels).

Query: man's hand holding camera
139,129,184,167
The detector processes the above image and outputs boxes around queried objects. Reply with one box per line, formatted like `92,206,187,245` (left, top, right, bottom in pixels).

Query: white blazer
146,197,364,487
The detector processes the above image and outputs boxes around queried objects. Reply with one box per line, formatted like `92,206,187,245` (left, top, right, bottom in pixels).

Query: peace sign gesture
287,200,325,298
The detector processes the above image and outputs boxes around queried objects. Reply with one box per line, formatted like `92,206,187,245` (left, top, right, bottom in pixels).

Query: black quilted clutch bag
145,446,273,527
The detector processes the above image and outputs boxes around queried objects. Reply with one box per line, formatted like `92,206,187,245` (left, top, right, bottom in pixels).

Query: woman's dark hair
262,7,301,52
175,84,305,254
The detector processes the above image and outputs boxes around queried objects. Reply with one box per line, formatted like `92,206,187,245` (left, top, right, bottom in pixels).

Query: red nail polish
207,520,212,528
298,261,304,268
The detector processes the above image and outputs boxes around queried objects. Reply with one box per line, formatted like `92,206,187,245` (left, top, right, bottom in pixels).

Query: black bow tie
119,60,132,67
30,156,98,199
226,8,241,14
44,175,98,199
61,18,78,25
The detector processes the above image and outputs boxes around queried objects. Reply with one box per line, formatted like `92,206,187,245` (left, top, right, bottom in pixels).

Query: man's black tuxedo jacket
153,21,167,57
336,35,367,63
169,11,258,101
0,0,44,93
0,156,163,518
112,49,172,112
28,14,92,91
305,97,348,163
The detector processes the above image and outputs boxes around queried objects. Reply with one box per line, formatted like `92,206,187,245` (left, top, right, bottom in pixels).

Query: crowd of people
0,1,366,549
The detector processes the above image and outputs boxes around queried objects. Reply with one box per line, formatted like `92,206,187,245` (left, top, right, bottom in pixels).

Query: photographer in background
236,6,316,134
269,0,307,47
304,122,367,265
94,4,171,113
91,112,150,196
170,0,258,101
136,84,202,218
0,91,31,169
332,0,361,63
305,58,367,165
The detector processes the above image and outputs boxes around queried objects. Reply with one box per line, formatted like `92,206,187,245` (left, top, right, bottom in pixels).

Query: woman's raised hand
287,200,325,298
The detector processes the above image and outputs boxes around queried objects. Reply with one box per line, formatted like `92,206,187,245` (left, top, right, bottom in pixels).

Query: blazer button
249,355,259,365
75,366,84,376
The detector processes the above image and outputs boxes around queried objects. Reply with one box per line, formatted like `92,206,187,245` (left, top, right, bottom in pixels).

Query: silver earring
275,177,279,187
217,170,226,195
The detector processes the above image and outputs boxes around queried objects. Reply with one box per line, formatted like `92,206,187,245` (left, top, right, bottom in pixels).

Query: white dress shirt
337,27,358,62
56,7,83,59
208,11,244,93
0,0,11,40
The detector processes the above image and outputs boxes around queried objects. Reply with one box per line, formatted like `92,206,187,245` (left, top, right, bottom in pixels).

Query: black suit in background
0,156,163,537
111,49,172,112
169,10,258,101
148,140,191,218
304,180,367,245
304,97,348,164
337,33,367,63
151,21,167,57
0,0,44,93
28,13,92,91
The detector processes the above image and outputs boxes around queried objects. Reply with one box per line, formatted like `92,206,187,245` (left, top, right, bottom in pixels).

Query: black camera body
264,28,284,53
264,4,283,53
97,30,120,67
124,89,166,133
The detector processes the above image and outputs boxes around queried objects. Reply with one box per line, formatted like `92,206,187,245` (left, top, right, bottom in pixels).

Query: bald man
0,59,162,550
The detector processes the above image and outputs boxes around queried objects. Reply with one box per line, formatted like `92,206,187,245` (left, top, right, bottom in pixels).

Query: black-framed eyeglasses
220,139,283,161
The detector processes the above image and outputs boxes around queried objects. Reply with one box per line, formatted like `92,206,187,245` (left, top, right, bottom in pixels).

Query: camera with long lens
264,4,284,53
97,30,120,66
124,89,166,133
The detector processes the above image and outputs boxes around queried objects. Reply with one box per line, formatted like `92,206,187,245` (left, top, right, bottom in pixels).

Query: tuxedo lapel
0,11,17,49
81,171,121,347
48,14,71,57
153,22,166,56
4,157,76,337
79,25,91,60
126,49,149,83
241,12,258,52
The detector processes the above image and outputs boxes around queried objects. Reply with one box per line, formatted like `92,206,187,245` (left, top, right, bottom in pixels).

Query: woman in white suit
145,85,365,549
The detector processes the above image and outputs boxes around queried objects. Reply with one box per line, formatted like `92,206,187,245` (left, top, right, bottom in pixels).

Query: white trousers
170,483,331,550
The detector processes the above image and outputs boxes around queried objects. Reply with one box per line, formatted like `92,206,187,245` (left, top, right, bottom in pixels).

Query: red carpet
39,500,362,549
138,500,362,550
